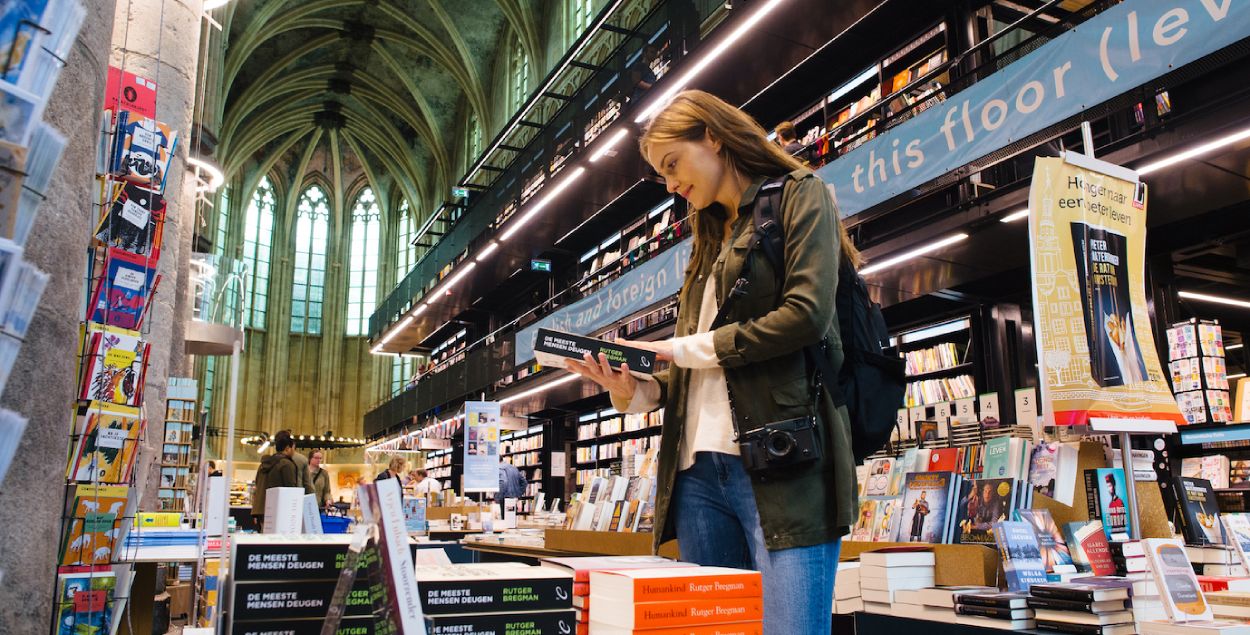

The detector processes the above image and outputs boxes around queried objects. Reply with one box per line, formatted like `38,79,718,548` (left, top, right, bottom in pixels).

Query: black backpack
749,177,906,462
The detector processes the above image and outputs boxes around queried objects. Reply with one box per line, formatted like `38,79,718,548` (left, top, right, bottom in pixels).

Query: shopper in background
281,429,314,495
496,455,527,506
567,89,861,634
411,468,441,495
249,432,301,525
207,460,222,477
376,456,406,481
773,121,809,164
309,450,331,509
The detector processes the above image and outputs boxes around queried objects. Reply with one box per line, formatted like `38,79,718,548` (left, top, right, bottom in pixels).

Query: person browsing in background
376,456,406,482
496,448,527,506
280,429,314,495
250,431,300,525
774,121,809,164
309,450,331,509
411,468,441,496
566,90,862,634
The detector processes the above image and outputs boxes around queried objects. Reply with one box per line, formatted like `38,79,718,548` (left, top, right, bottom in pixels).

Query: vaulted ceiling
213,0,546,214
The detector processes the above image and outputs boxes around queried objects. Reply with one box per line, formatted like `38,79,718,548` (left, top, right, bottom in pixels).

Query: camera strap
710,176,837,438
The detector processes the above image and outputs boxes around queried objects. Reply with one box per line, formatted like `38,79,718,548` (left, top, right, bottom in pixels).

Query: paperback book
1143,538,1213,622
87,247,158,330
1173,477,1226,546
1063,521,1116,575
533,328,657,376
77,323,149,407
94,181,166,259
1085,468,1131,542
59,484,129,566
898,471,960,543
110,110,177,192
1016,508,1077,573
66,401,143,484
413,563,573,614
953,477,1017,545
1220,514,1250,571
53,567,116,635
994,520,1049,593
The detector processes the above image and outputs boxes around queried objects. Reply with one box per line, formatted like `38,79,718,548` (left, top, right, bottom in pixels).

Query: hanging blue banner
462,401,501,493
817,0,1248,217
515,239,693,365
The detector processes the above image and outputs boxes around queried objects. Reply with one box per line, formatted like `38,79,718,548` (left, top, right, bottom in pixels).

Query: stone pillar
0,1,118,631
109,0,202,510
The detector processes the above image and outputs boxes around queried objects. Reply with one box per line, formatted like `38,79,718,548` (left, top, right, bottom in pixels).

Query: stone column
0,1,118,631
108,0,202,510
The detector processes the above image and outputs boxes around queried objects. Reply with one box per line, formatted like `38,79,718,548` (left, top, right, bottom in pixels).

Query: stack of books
540,555,693,634
833,562,863,615
586,566,762,634
893,587,955,621
912,585,998,613
1026,582,1134,635
1190,547,1246,577
417,563,576,634
1075,575,1165,623
858,548,935,614
953,590,1035,631
1205,591,1250,621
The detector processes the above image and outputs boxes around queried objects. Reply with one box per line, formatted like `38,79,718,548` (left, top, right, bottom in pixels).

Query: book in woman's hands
534,329,657,375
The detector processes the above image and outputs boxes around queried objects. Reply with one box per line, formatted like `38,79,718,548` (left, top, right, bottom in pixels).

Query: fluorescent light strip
498,373,581,405
1230,373,1247,380
500,167,587,242
1228,343,1244,351
590,128,629,162
828,66,879,105
441,261,478,293
859,233,969,275
476,242,500,262
1138,126,1250,175
635,0,790,123
1178,290,1250,310
1000,208,1030,223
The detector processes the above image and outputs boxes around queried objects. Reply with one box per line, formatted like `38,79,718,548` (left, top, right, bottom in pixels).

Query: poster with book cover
462,401,501,493
1028,154,1183,431
898,471,958,543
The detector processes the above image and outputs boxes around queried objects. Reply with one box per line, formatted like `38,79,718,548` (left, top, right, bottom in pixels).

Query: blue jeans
673,452,840,635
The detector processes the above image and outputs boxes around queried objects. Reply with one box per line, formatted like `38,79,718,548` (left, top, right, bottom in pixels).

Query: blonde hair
389,456,406,472
639,90,862,271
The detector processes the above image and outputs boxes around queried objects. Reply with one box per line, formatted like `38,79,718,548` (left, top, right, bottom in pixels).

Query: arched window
569,0,594,44
242,177,275,329
346,188,381,336
392,356,416,395
291,184,330,335
396,199,416,275
510,34,530,113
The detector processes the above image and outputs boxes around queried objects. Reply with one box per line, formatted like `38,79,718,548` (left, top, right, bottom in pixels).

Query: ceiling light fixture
1000,208,1030,223
635,0,790,123
1178,291,1250,310
1229,373,1247,380
186,157,225,193
500,167,587,242
1227,343,1244,351
499,373,582,406
590,128,630,162
859,233,970,275
1137,126,1250,175
441,261,478,292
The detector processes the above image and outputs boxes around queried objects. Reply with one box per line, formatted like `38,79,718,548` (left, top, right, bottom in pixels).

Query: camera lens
766,430,796,458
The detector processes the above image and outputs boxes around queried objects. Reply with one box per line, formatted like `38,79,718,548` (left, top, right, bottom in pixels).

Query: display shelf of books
879,21,950,126
425,447,453,482
572,409,662,478
893,317,979,407
577,199,686,296
157,377,198,513
1168,319,1234,425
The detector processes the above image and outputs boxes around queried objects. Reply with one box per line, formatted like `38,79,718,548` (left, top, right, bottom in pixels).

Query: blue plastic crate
320,515,351,534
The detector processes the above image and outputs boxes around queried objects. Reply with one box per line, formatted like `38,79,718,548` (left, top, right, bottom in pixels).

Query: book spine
1027,597,1098,612
629,574,764,602
425,609,578,635
629,597,764,629
957,595,1022,609
956,604,1028,619
420,578,574,614
1029,587,1096,603
1035,620,1109,635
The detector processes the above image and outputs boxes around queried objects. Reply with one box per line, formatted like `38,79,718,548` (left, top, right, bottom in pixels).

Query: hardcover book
1064,521,1117,575
533,328,657,376
59,484,129,566
994,520,1048,593
414,562,573,614
1085,468,1131,541
953,478,1016,545
1174,477,1226,546
66,401,143,484
898,471,960,543
1145,538,1214,622
53,568,116,635
1015,509,1076,573
78,323,149,407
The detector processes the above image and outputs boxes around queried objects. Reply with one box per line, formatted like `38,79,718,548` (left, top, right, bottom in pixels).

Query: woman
567,90,860,633
376,456,406,482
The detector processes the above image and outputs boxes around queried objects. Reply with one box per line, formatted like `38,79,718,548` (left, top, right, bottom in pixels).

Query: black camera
738,416,823,473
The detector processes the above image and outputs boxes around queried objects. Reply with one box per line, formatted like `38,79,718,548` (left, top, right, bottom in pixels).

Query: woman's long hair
639,90,862,278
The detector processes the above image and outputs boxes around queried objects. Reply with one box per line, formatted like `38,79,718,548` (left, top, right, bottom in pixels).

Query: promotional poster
462,401,501,493
1028,153,1183,430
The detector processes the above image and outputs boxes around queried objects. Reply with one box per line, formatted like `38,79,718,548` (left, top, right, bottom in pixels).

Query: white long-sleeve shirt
612,269,737,470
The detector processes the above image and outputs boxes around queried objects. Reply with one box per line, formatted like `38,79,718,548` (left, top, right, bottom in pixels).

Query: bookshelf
893,317,978,407
158,377,198,513
571,409,663,488
502,425,546,514
1167,318,1233,424
577,197,685,296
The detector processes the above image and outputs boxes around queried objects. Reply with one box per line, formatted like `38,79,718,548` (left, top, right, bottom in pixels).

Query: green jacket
311,467,331,508
649,168,859,552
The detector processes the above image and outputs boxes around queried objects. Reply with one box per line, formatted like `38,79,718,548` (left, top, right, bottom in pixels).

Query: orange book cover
593,568,763,603
612,598,762,629
591,622,764,635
